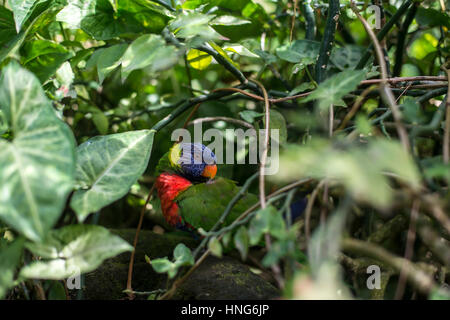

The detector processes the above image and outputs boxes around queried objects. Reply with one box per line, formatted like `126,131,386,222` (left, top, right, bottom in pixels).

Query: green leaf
70,129,156,222
263,109,287,145
121,34,178,80
47,281,67,300
210,15,251,26
0,238,24,299
276,40,320,63
401,97,426,125
224,44,259,58
234,226,249,260
302,69,367,110
0,5,62,63
173,243,195,267
169,11,221,41
0,63,75,241
57,0,172,40
248,205,282,245
9,0,38,32
96,44,128,84
274,139,421,209
150,258,174,274
416,8,450,29
20,225,132,279
90,107,109,135
187,48,212,70
21,40,74,83
55,62,75,88
151,243,194,279
331,45,364,71
239,110,263,123
0,7,16,48
208,237,223,258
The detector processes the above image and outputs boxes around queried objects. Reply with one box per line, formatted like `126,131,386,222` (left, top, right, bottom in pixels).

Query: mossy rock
71,229,279,300
172,256,280,300
71,229,197,300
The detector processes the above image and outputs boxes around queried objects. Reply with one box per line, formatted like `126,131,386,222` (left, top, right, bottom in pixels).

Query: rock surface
72,229,279,300
71,229,279,300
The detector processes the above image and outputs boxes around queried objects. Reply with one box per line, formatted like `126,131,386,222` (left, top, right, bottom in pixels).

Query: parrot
155,142,307,235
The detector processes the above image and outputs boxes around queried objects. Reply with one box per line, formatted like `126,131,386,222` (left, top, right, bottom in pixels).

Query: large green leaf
20,225,132,279
302,70,367,110
21,40,74,82
57,0,172,40
0,238,24,299
70,130,156,221
0,7,18,48
0,63,76,242
0,4,63,63
95,43,128,83
9,0,39,32
121,34,178,80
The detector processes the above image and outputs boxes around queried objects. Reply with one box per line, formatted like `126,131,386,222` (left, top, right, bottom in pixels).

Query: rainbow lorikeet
155,143,257,233
155,143,307,234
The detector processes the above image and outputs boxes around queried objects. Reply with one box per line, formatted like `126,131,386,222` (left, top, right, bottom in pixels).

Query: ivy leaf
20,225,133,279
302,70,367,110
331,45,364,71
0,63,75,242
276,40,320,63
70,129,155,222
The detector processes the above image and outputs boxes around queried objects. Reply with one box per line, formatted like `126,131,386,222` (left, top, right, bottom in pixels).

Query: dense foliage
0,0,449,300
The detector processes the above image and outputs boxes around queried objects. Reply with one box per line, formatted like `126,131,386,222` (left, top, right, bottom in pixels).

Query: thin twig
394,199,420,300
342,238,438,296
126,184,155,299
305,180,326,244
441,63,450,163
351,2,410,152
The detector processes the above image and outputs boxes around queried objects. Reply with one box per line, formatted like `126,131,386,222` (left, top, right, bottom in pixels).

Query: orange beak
202,164,217,179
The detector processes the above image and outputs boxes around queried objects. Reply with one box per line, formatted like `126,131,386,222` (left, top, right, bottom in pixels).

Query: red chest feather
155,173,192,226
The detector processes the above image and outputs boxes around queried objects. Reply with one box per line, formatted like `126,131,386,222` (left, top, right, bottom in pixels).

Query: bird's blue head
169,143,217,182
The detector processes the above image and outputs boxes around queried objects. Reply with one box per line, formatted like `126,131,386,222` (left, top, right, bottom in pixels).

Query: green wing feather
175,177,258,231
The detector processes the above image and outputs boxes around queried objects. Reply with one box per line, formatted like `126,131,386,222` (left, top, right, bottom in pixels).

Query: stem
315,0,340,84
356,0,413,69
393,3,418,77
